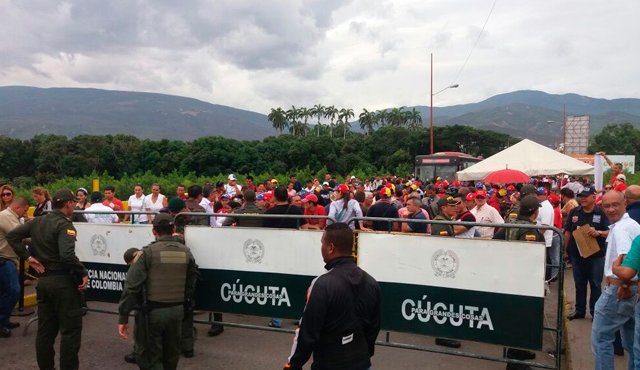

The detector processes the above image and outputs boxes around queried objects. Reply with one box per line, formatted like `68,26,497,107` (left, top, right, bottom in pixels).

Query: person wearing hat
451,193,477,239
505,184,537,224
365,187,400,231
7,189,88,369
301,193,326,229
564,187,609,321
613,173,627,192
225,174,242,197
118,213,198,370
470,189,504,239
493,196,543,242
318,182,333,207
327,184,367,231
430,196,459,237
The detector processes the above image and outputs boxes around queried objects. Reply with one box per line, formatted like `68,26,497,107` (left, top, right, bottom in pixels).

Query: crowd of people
2,157,640,369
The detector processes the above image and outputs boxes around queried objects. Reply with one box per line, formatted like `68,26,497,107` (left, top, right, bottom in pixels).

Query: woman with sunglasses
0,184,15,211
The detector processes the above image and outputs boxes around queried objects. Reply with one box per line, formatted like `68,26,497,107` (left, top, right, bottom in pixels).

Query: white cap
228,174,237,181
322,181,330,186
617,174,626,181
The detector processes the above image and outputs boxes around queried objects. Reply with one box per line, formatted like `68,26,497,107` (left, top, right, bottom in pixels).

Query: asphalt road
4,297,562,370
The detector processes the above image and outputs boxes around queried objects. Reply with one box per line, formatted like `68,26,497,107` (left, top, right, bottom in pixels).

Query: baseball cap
336,184,349,194
520,195,541,215
475,190,487,198
438,195,461,207
53,188,77,203
536,187,548,195
322,181,330,186
379,187,392,198
520,184,537,197
271,179,278,184
168,197,185,212
228,174,237,181
153,213,174,227
465,193,476,201
548,193,560,205
577,188,596,197
617,174,626,182
256,193,265,201
507,185,516,191
301,194,318,203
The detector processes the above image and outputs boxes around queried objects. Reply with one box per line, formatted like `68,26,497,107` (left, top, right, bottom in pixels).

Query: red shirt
304,205,326,226
103,198,123,211
553,206,562,229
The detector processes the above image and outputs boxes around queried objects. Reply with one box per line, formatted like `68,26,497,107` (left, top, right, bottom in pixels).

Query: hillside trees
0,125,513,186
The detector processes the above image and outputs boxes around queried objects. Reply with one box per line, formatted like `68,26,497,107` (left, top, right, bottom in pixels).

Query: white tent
457,139,594,181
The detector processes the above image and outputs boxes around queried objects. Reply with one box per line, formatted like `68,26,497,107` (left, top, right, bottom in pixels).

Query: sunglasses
1,192,12,197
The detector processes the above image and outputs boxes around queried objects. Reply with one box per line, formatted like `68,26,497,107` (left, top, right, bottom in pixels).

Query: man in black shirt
263,186,307,229
564,188,609,320
284,223,381,370
366,187,399,231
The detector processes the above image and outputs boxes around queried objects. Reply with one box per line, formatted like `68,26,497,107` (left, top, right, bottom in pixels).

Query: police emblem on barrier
90,234,108,256
431,249,459,278
243,239,265,263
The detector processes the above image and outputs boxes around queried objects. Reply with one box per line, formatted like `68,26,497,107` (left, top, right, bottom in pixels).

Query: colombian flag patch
525,234,536,241
67,229,76,236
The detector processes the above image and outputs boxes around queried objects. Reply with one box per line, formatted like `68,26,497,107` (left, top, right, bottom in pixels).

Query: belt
40,269,70,277
147,301,183,309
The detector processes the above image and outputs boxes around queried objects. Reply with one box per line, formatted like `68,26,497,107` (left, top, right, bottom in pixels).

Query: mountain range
1,86,639,145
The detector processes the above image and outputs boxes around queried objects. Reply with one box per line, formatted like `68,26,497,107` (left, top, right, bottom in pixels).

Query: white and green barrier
357,232,546,350
74,223,546,351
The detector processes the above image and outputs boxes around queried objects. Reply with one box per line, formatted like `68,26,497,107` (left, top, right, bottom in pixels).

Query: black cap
168,197,185,212
520,195,541,216
520,184,537,197
152,213,174,227
90,191,103,203
437,195,461,207
123,248,140,264
577,187,596,197
53,188,76,203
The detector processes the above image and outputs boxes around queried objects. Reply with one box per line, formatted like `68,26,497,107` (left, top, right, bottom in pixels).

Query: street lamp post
429,53,459,154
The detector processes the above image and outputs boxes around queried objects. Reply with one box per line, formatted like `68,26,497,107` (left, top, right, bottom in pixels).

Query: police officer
505,184,538,224
430,195,459,237
493,195,542,370
7,188,89,370
284,223,381,370
493,195,543,242
118,213,198,370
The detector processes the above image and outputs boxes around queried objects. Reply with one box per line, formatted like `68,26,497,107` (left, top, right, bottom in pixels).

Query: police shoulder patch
439,231,449,236
67,229,76,236
509,213,518,218
525,234,537,241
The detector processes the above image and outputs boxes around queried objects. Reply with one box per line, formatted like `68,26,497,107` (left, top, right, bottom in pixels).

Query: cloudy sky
1,1,638,114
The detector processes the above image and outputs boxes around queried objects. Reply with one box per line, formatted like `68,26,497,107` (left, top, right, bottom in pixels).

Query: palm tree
387,107,406,127
268,107,288,135
406,107,423,130
338,108,355,138
375,110,387,127
311,104,324,137
286,105,299,130
324,105,339,138
359,108,376,136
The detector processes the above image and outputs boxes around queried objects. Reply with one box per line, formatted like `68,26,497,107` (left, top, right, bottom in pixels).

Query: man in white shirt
225,174,242,197
85,192,119,224
592,191,640,369
536,187,556,280
470,190,504,239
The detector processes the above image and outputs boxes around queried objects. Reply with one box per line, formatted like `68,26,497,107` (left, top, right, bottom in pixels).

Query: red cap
548,193,560,205
465,193,476,201
379,187,392,198
452,181,460,187
336,184,349,193
302,193,318,203
263,191,273,202
507,185,516,191
475,190,487,198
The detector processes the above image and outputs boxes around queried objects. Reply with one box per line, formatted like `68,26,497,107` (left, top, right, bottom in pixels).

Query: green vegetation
0,125,513,198
267,105,426,138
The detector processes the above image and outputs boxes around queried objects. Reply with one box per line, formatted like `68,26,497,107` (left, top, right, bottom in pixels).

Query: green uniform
505,202,521,224
493,216,544,242
171,233,198,355
430,214,454,236
7,209,87,370
119,235,198,370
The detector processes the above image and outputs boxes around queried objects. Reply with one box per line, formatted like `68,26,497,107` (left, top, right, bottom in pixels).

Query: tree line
267,105,423,138
0,125,514,187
